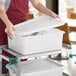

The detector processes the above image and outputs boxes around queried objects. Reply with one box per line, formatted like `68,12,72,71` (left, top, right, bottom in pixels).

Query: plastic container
8,15,65,55
6,58,64,76
8,29,64,55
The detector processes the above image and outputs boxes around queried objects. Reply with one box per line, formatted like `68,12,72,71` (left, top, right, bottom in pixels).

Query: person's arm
0,2,16,39
30,0,59,18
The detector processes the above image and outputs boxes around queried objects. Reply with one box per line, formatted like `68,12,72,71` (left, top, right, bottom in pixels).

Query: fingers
56,16,59,18
51,15,58,18
8,34,13,40
53,15,60,19
12,26,16,31
6,26,16,40
6,29,13,39
51,12,61,19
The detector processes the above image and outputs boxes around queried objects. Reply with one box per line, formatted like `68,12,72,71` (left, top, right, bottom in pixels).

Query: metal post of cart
0,45,8,76
67,50,73,76
15,56,21,76
63,44,72,76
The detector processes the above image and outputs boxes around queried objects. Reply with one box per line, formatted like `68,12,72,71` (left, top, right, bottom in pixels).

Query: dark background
46,0,58,14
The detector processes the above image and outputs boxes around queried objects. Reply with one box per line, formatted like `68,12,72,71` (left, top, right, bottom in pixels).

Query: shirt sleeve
0,0,6,3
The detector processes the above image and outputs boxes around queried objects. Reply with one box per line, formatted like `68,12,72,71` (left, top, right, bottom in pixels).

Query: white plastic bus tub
8,15,65,55
6,58,64,76
8,29,64,55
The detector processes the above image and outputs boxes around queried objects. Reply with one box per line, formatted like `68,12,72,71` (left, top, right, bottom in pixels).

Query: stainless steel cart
0,44,72,76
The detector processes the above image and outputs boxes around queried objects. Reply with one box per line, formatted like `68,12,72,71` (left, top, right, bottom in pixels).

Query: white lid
6,58,63,74
14,15,65,36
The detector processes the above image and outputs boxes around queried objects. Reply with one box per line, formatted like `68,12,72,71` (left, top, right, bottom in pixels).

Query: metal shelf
0,44,72,76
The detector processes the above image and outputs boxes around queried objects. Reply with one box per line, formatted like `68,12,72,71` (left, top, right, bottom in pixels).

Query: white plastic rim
13,15,65,36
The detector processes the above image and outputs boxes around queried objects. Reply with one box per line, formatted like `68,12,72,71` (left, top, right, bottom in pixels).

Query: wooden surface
28,13,34,19
67,8,74,18
70,13,76,19
69,26,76,32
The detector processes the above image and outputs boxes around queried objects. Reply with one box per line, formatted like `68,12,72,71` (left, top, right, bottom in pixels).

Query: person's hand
5,24,16,39
50,12,60,19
